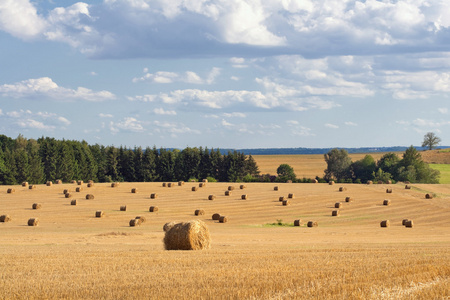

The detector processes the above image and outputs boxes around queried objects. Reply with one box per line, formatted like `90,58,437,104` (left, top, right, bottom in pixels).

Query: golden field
0,180,449,299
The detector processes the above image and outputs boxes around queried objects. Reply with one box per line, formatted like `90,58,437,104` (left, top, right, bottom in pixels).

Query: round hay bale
241,194,248,200
240,185,246,189
282,200,290,206
88,180,94,184
279,196,285,202
120,205,127,211
332,210,340,216
387,180,392,184
55,180,62,184
63,189,70,194
313,179,319,183
129,219,140,227
203,179,208,183
27,218,39,226
380,220,390,227
195,209,205,216
150,193,158,199
294,219,301,226
208,195,215,201
32,203,41,210
383,199,391,206
22,182,28,187
71,180,76,184
95,210,104,218
286,180,293,183
199,183,205,188
0,214,12,222
135,216,146,224
76,187,82,192
163,221,177,232
178,181,184,186
85,194,94,200
402,219,409,226
167,183,173,188
405,185,411,189
329,181,335,185
345,197,352,202
212,213,221,220
335,202,342,208
405,220,414,228
70,199,77,206
288,193,294,199
111,182,119,188
7,188,15,194
46,181,53,186
77,180,83,185
225,191,231,196
87,183,93,188
149,206,158,212
163,220,211,250
219,216,228,223
339,187,346,192
131,188,137,193
227,186,235,191
425,193,433,199
307,221,318,227
29,185,36,190
65,193,72,198
367,180,373,185
192,186,198,191
274,186,279,191
386,189,392,193
162,182,166,187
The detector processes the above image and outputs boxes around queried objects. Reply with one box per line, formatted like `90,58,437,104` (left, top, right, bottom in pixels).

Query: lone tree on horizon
422,132,441,150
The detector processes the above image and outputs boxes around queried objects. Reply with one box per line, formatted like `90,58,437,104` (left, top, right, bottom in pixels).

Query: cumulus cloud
223,112,246,118
153,120,201,137
438,108,448,114
99,113,114,118
154,108,177,115
0,77,115,101
110,117,145,133
345,121,358,126
3,109,70,131
325,123,339,129
133,68,221,85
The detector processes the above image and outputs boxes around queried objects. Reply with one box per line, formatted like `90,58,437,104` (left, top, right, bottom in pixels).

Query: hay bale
111,182,119,188
120,205,127,211
380,220,390,227
377,181,383,184
402,219,409,226
167,183,173,188
77,180,83,185
241,194,248,200
163,221,177,232
65,193,72,198
149,206,158,212
192,186,198,191
178,181,184,186
225,191,231,196
203,179,208,183
279,196,285,202
345,197,352,202
32,203,41,210
227,186,235,191
199,183,205,188
131,188,137,193
307,221,318,227
313,179,319,183
335,202,342,208
386,189,392,193
22,182,28,187
162,182,166,187
0,214,11,222
425,193,433,199
208,195,215,200
339,187,346,192
212,213,221,220
70,199,77,206
95,210,104,218
86,194,94,200
55,180,62,184
332,210,340,216
405,185,411,189
367,180,373,185
27,218,39,226
46,181,53,186
294,219,301,226
282,200,290,206
87,183,94,188
135,216,146,224
7,188,15,194
274,186,279,191
71,180,77,184
405,220,414,228
195,209,205,216
129,219,140,227
219,216,228,223
76,187,82,192
287,180,292,183
383,199,391,206
288,193,294,199
150,193,158,199
63,189,70,194
29,185,36,189
240,185,246,189
404,181,410,184
329,181,335,185
88,180,94,184
163,220,211,250
387,180,392,184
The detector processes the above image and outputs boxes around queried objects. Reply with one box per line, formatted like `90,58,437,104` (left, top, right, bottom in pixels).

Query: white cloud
0,77,115,101
3,109,70,131
230,76,240,81
223,112,246,118
16,119,55,130
154,108,177,115
133,68,220,85
345,121,357,126
153,120,201,136
438,108,448,114
110,117,145,133
286,120,299,125
99,113,114,118
325,123,339,129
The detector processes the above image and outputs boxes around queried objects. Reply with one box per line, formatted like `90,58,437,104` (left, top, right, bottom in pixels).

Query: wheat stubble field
1,161,449,299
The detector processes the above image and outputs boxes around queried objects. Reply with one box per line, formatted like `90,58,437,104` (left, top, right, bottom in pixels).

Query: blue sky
1,0,450,149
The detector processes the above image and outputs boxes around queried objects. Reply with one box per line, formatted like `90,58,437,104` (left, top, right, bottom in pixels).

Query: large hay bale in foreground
0,214,12,222
307,221,318,227
294,219,301,226
195,209,205,216
380,220,390,227
163,221,177,232
86,194,94,200
164,220,211,250
405,220,414,228
7,188,15,194
28,218,39,226
212,213,221,220
32,203,41,210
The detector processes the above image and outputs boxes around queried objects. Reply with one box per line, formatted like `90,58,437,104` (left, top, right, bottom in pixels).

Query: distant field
429,164,450,184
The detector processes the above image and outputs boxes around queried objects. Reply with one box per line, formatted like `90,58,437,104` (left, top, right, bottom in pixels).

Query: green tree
26,139,45,184
14,148,30,184
377,153,400,178
244,154,260,178
397,146,440,183
141,147,158,182
276,164,296,182
351,155,376,182
422,132,441,150
324,149,352,181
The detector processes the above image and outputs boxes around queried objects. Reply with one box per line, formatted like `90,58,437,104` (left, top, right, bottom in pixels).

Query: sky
1,0,450,149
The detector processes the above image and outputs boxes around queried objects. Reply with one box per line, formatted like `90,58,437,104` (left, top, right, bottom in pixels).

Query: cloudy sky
1,0,450,149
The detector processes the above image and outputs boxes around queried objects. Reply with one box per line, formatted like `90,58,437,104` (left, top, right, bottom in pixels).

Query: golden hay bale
65,193,72,198
404,181,410,184
120,205,127,211
32,203,41,210
294,219,301,226
307,221,318,227
151,193,158,199
402,219,409,226
380,220,390,227
228,186,235,191
199,183,205,188
77,180,83,185
405,220,414,228
386,188,392,193
225,191,231,196
163,221,177,232
95,210,104,218
88,180,94,184
288,193,295,199
274,186,279,191
279,196,285,202
383,199,391,206
129,219,140,227
329,181,335,185
240,185,246,189
131,188,137,193
332,210,340,216
86,194,94,200
377,181,383,184
76,187,82,192
192,186,198,191
70,200,77,206
241,194,248,200
28,218,39,226
212,213,221,220
55,180,62,184
195,209,205,216
208,195,215,200
282,200,290,206
7,188,15,194
71,180,77,184
63,189,69,194
203,179,208,183
149,206,158,212
219,216,228,223
425,193,433,199
405,185,411,189
167,183,173,188
387,180,392,184
111,182,120,188
313,179,319,183
345,197,352,202
339,187,346,192
162,182,167,187
367,180,373,185
163,220,211,250
135,216,146,223
178,181,184,186
22,182,28,187
335,202,342,208
286,180,293,183
46,181,53,186
87,183,93,187
29,185,36,190
0,214,12,222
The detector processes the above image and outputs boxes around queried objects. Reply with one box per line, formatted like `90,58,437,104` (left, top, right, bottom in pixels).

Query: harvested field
0,181,449,299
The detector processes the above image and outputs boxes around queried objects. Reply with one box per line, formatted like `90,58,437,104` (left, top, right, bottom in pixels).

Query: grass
429,164,450,184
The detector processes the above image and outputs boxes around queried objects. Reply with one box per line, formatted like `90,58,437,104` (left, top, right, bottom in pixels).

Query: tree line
0,135,260,185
